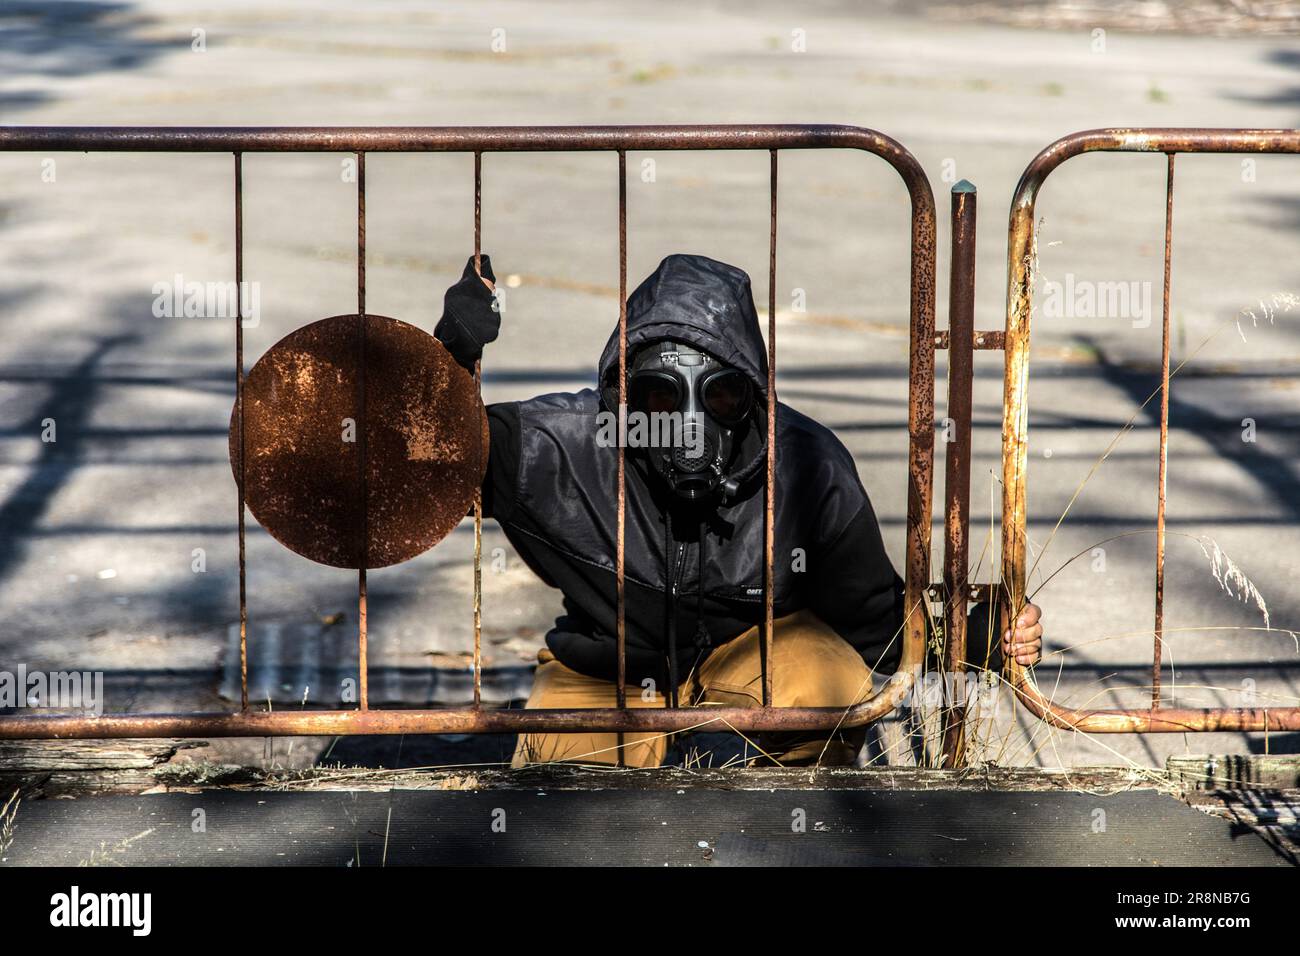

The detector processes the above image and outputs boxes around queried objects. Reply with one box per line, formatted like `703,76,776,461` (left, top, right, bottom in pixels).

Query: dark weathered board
0,739,202,798
1,786,1290,866
1168,754,1300,791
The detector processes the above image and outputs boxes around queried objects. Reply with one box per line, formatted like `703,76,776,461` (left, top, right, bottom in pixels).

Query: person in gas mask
436,252,1043,767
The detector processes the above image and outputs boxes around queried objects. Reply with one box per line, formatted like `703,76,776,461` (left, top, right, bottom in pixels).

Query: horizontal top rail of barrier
0,124,934,740
0,123,925,155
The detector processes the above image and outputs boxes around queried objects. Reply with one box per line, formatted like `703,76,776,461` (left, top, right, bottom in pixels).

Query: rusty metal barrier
999,128,1300,734
0,125,935,740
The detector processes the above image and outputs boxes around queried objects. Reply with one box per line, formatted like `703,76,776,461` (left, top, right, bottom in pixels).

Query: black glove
435,254,499,372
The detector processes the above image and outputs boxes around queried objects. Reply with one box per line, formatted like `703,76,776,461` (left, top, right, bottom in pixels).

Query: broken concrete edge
180,763,1172,798
1,741,1296,800
3,743,1294,858
0,737,1165,797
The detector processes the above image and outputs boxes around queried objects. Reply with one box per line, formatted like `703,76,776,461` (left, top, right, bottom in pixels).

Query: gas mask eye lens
700,369,753,426
629,371,682,415
623,342,749,502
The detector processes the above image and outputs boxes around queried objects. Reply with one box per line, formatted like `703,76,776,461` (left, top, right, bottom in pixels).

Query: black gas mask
626,340,755,502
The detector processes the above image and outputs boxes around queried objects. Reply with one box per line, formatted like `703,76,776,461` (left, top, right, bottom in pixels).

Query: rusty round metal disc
230,314,488,569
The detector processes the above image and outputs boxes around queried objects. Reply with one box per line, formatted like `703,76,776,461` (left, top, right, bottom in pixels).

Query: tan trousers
511,610,874,769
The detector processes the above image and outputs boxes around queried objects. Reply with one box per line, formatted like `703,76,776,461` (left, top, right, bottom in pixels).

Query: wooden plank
1168,754,1300,791
0,739,204,798
0,739,196,772
0,753,1168,799
205,763,1165,795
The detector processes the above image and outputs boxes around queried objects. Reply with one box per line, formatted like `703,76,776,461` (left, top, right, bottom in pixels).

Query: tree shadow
1225,48,1300,107
0,1,171,116
1076,332,1300,522
0,328,142,584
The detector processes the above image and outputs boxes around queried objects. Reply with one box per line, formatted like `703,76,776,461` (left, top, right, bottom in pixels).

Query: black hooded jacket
458,254,909,689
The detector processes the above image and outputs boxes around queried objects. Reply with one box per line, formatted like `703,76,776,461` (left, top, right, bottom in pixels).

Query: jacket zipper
664,538,688,707
670,542,686,598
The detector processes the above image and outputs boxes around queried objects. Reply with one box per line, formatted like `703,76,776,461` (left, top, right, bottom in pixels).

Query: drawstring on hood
662,507,716,707
664,507,679,705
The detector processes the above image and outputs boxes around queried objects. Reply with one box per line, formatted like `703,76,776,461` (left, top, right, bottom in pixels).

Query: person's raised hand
434,254,500,372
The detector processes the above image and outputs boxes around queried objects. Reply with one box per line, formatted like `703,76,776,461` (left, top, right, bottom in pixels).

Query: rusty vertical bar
762,150,778,709
474,151,482,270
1153,153,1175,709
234,152,248,712
356,151,369,711
1000,201,1034,692
472,150,484,709
616,149,628,712
902,147,937,728
941,181,976,767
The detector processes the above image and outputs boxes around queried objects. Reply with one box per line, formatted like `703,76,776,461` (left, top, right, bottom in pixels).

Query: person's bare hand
1002,602,1043,666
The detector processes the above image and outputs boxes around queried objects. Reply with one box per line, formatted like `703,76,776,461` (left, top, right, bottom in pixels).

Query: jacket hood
598,254,769,401
597,254,771,493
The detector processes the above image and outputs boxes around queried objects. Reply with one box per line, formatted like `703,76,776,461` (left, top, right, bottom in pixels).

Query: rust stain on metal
901,148,936,699
941,181,976,767
0,122,940,741
616,149,628,714
234,151,249,713
0,692,948,739
230,313,487,569
3,124,1299,740
763,148,778,709
1152,153,1175,708
1001,127,1300,734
